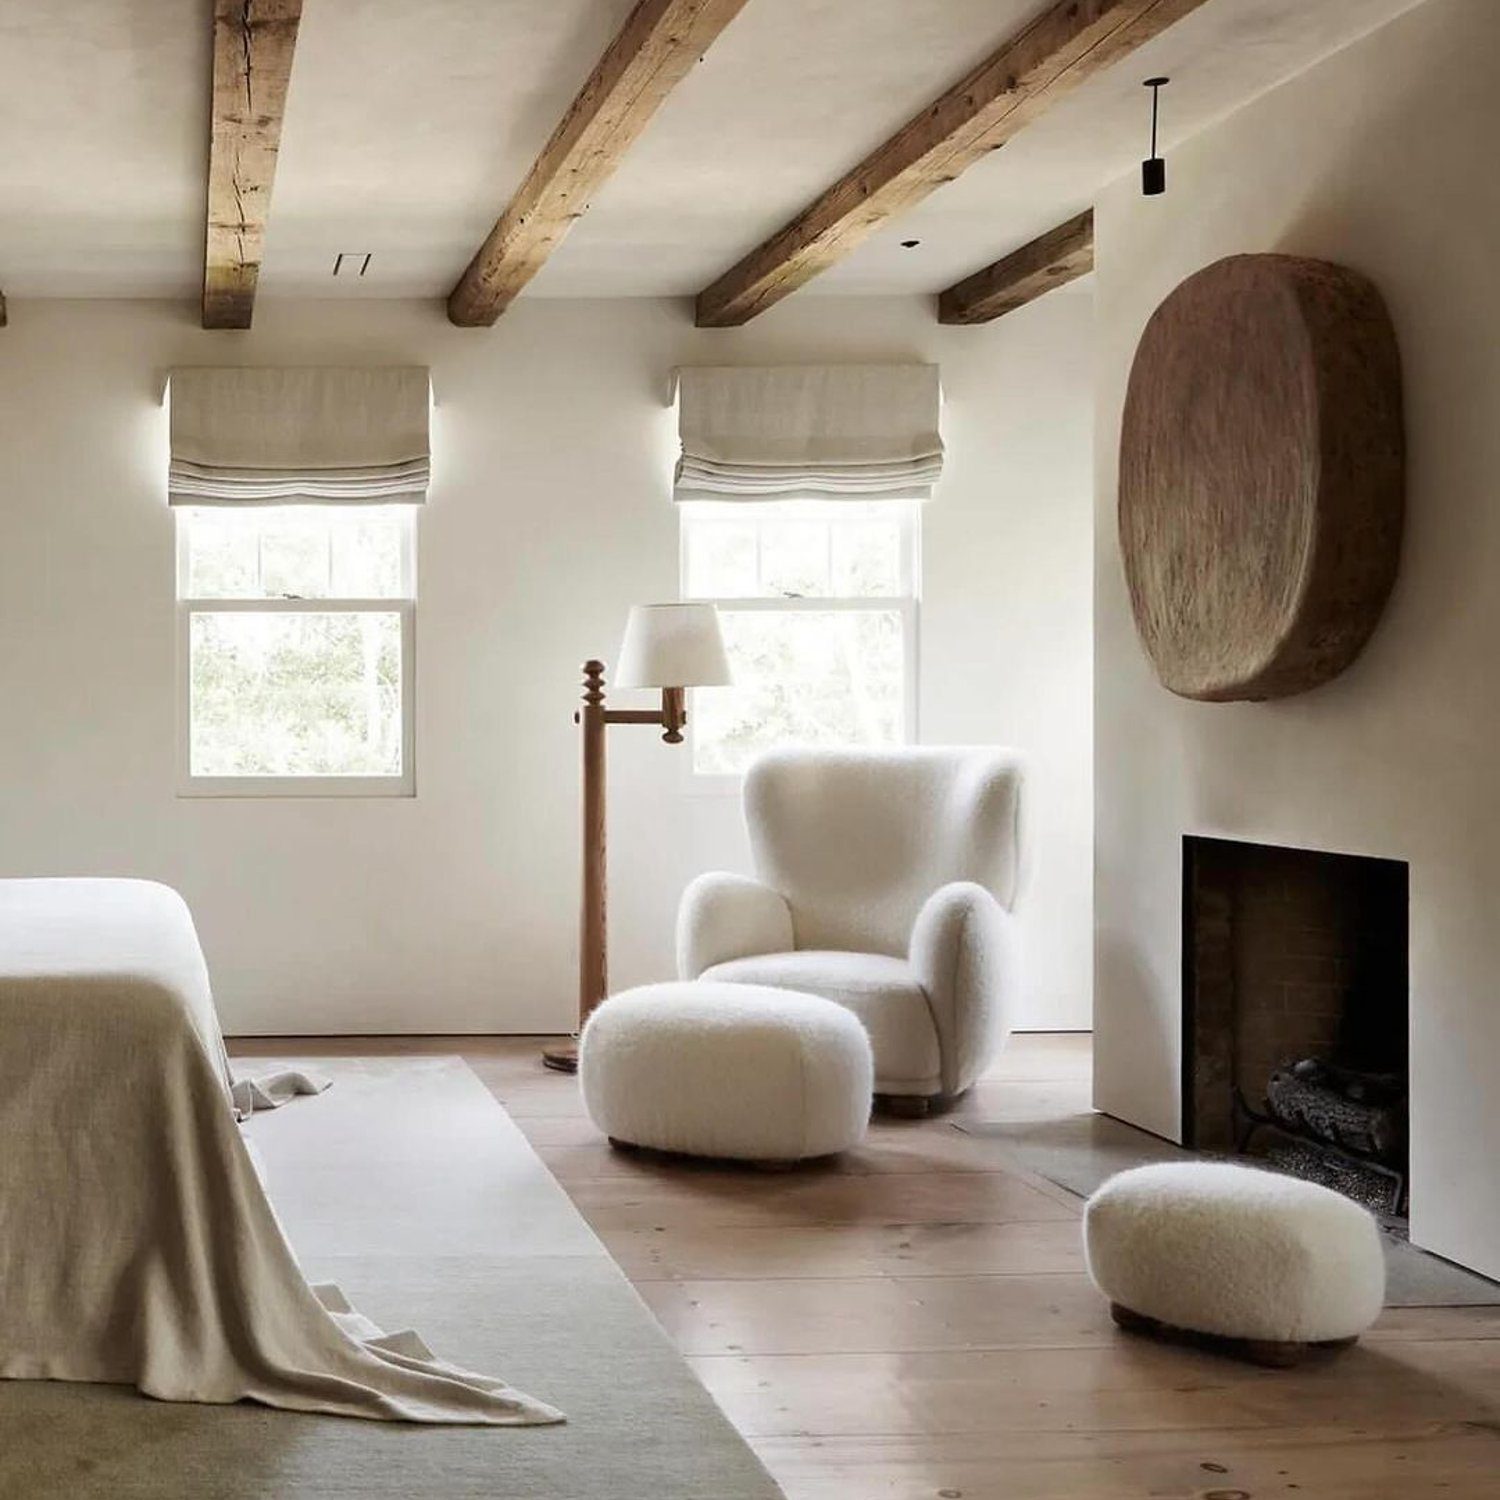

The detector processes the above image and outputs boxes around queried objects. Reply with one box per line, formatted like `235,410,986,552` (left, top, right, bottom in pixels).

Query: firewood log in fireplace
1264,1059,1406,1165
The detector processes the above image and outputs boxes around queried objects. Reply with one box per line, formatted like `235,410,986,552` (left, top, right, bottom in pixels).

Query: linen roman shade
168,366,431,505
673,364,943,501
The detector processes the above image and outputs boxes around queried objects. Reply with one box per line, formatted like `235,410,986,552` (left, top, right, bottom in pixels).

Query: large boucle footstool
1083,1161,1386,1366
579,980,873,1163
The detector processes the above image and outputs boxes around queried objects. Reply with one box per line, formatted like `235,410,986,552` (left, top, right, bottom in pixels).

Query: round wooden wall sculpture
1118,253,1404,701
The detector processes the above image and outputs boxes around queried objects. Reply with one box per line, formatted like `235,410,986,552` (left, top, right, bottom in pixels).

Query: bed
0,877,559,1424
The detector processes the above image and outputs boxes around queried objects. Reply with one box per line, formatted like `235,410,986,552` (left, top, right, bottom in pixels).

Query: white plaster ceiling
0,0,1434,303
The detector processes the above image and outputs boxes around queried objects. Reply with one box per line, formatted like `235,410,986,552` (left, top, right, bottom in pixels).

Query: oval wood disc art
1118,254,1404,701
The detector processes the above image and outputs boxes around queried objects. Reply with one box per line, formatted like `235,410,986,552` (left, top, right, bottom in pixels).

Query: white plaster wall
0,289,1093,1037
1092,0,1500,1275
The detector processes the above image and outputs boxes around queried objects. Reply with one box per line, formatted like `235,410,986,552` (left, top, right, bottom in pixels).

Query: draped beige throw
0,878,561,1425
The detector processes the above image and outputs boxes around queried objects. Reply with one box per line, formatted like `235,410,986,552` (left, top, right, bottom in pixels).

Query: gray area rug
0,1057,782,1500
955,1111,1500,1308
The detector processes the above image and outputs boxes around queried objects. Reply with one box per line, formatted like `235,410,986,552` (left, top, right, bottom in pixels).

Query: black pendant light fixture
1142,76,1169,196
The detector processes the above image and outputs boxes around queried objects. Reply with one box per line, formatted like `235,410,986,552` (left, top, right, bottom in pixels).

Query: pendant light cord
1145,77,1169,156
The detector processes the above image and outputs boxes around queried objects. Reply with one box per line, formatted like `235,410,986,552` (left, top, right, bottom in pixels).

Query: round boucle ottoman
1083,1161,1386,1366
579,981,873,1163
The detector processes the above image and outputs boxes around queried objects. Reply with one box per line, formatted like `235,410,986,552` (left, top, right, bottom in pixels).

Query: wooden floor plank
753,1424,1500,1500
230,1032,1500,1497
637,1271,1110,1356
597,1218,1087,1281
540,1117,1038,1180
688,1338,1500,1438
563,1168,1077,1231
1364,1304,1500,1342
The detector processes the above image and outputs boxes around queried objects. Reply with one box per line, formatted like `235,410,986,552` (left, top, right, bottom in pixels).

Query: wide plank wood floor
233,1033,1500,1499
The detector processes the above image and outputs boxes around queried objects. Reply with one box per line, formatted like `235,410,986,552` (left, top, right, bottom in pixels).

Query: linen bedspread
0,878,560,1425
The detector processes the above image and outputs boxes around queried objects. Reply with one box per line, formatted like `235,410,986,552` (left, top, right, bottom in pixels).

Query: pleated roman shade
168,366,431,505
673,364,943,502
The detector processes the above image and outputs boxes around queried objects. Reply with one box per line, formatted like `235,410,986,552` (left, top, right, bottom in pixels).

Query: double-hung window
680,498,920,778
176,505,416,796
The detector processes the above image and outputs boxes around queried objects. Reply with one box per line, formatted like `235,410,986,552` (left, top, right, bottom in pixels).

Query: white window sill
177,775,414,799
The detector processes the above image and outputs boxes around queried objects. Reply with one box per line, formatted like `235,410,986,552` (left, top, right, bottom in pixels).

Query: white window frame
678,499,921,792
175,507,417,798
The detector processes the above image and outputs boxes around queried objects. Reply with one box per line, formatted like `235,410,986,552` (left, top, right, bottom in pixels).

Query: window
176,506,416,796
680,499,919,778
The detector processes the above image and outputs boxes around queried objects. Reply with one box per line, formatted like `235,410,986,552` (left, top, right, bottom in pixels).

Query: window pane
759,520,829,598
331,512,406,598
186,510,260,597
189,611,403,777
693,609,905,775
681,500,910,602
260,510,330,599
831,520,902,596
184,507,410,600
684,521,757,598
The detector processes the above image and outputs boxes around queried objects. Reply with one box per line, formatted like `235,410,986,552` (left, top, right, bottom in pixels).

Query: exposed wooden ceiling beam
938,208,1094,324
203,0,303,330
695,0,1208,327
448,0,750,328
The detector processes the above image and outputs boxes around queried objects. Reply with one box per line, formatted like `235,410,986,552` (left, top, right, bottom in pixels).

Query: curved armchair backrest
743,746,1024,956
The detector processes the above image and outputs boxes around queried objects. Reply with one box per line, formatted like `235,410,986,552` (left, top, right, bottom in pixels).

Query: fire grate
1234,1077,1407,1215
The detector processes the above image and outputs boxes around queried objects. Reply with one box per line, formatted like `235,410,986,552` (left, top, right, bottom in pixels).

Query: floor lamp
542,603,731,1073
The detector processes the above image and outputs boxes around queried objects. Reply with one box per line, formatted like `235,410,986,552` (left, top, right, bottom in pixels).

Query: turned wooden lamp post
542,603,731,1073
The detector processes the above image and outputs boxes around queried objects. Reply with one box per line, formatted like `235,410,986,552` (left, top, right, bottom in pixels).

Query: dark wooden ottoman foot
607,1135,823,1172
1109,1302,1356,1369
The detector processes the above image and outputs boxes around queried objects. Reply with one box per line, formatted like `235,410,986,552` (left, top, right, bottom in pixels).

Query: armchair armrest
676,873,794,979
909,881,1018,1097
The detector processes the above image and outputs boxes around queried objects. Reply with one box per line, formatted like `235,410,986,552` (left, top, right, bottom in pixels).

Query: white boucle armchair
676,746,1024,1112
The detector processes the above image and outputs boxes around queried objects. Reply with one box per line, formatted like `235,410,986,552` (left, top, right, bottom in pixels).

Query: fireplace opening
1182,836,1409,1214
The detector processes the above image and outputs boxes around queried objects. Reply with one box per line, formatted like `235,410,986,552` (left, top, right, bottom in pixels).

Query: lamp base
541,1040,580,1074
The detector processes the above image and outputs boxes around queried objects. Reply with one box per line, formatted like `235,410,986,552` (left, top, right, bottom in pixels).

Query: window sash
174,504,417,603
679,502,920,783
175,509,416,797
679,498,920,603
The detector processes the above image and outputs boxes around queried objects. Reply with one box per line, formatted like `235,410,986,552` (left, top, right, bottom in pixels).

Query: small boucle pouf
579,980,872,1162
1083,1161,1386,1365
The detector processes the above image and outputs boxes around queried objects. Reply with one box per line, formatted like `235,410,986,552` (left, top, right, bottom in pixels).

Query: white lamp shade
615,603,732,689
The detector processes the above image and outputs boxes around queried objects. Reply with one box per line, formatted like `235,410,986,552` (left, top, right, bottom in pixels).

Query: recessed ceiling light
332,252,373,278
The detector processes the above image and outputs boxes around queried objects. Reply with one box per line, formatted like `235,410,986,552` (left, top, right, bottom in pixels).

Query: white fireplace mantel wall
1092,0,1500,1278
